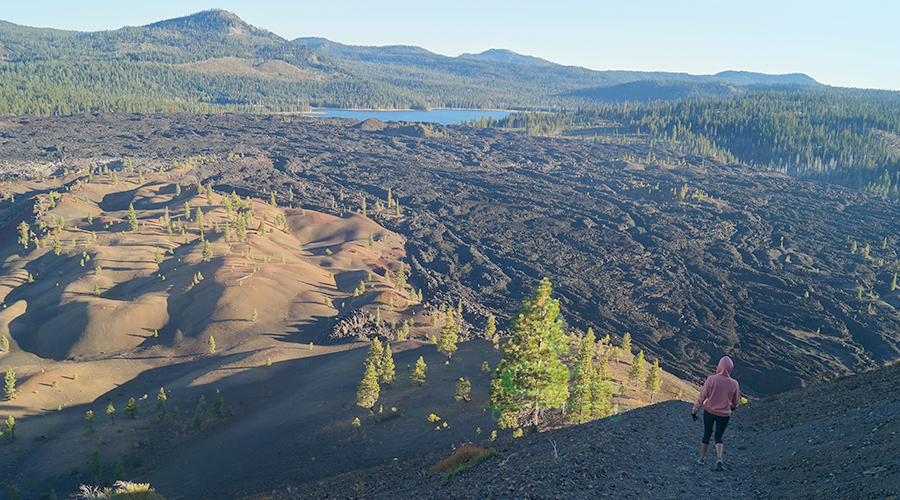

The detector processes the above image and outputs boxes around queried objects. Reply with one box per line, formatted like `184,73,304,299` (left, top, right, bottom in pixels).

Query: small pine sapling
455,377,471,402
410,356,427,385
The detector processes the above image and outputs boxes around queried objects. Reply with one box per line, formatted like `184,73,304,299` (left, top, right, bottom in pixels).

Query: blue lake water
304,108,513,125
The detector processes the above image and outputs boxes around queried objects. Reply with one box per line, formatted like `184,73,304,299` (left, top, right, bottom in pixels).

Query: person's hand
691,412,698,422
731,406,736,411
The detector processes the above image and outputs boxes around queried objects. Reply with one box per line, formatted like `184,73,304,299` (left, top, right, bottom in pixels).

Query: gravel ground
251,363,900,500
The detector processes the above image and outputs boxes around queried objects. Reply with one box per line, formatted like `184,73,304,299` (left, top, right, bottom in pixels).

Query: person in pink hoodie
691,355,740,471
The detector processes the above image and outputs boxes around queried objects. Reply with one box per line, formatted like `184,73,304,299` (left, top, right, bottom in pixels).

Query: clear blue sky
4,0,898,91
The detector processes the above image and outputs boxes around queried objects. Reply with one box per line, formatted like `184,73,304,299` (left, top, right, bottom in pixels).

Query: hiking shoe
715,459,724,471
697,457,705,465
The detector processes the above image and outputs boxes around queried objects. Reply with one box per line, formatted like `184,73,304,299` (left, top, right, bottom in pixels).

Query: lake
303,108,513,125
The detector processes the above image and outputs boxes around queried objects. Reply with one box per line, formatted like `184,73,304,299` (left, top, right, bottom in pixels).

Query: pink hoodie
692,356,740,417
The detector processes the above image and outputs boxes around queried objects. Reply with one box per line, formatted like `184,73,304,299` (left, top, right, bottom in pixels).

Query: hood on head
716,356,733,376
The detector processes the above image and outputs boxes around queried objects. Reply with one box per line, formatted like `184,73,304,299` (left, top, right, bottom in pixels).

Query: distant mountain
565,79,745,103
712,70,819,86
0,9,830,114
459,48,556,66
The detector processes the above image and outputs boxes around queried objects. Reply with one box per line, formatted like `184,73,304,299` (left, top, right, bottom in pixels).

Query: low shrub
429,445,500,478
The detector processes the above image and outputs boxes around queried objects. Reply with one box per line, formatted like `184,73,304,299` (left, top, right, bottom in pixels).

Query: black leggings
702,410,730,444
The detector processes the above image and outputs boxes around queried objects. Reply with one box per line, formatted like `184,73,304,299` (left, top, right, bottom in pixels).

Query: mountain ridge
0,9,828,113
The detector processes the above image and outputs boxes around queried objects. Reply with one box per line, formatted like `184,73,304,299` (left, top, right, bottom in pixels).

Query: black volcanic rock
0,113,897,396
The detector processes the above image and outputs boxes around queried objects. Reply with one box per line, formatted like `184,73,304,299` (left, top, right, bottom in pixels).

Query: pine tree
155,387,166,419
234,215,247,240
213,389,223,416
154,247,164,265
410,356,427,385
621,332,632,355
4,366,15,400
607,346,622,364
89,449,102,479
568,329,597,423
483,313,496,339
207,336,216,353
490,278,569,431
629,350,645,388
85,410,95,434
0,335,9,352
645,359,662,402
202,240,213,261
455,377,471,401
437,309,459,361
127,203,138,231
596,356,611,380
106,401,115,423
52,234,61,255
356,362,379,410
251,309,258,322
4,415,15,442
365,338,384,375
891,272,897,292
380,343,396,387
124,397,139,419
393,266,407,289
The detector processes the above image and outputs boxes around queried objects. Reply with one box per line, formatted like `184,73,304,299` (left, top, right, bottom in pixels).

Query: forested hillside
0,9,825,116
0,10,423,114
490,90,900,197
294,37,820,110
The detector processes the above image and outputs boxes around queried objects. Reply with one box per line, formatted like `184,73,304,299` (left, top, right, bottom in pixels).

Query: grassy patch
428,445,500,480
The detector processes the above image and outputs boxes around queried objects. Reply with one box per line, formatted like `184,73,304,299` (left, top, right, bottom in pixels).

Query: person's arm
692,379,709,414
731,383,741,410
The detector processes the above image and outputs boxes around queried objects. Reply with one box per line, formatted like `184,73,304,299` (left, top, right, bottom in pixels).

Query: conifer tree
154,387,166,419
645,359,661,402
891,272,898,292
365,338,384,375
621,332,632,355
4,366,15,400
437,309,459,361
629,350,645,388
213,389,223,416
380,343,396,387
455,377,471,402
85,410,95,434
202,240,213,261
0,335,9,352
597,355,611,380
52,234,61,255
398,320,409,341
356,362,379,411
410,356,427,385
608,346,622,364
234,215,247,240
483,313,497,340
127,203,138,231
568,328,604,423
124,397,139,419
207,336,216,353
490,278,569,431
393,266,407,289
154,247,164,265
106,401,115,423
4,415,14,442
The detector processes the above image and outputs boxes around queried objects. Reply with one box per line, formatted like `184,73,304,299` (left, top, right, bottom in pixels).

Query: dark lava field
2,113,899,395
